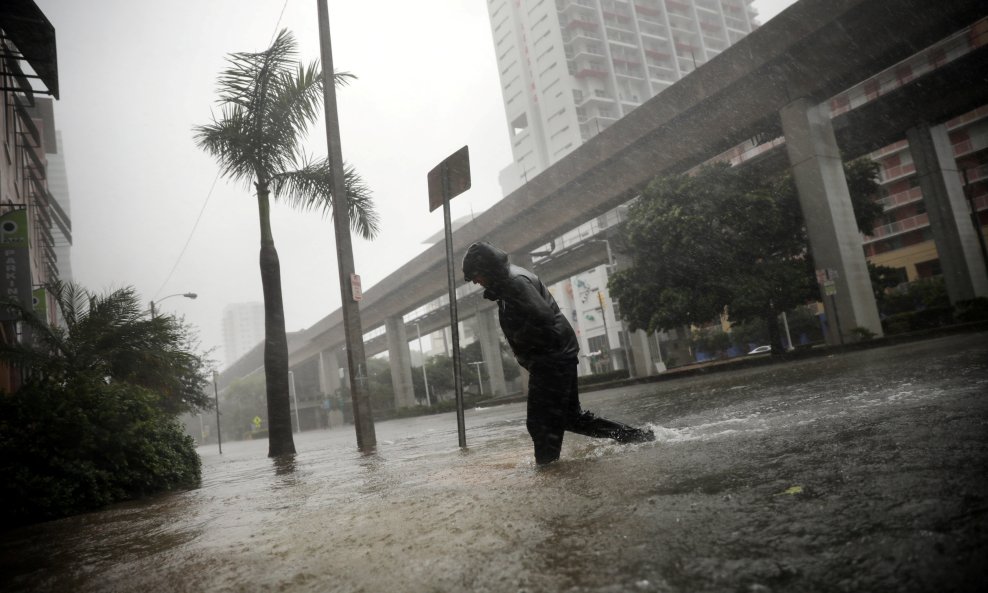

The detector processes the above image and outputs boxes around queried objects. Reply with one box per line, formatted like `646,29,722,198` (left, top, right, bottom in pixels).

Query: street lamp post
468,360,486,396
149,292,197,318
414,322,431,406
317,0,376,451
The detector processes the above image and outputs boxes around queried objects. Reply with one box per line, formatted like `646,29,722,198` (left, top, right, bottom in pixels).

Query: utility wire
153,171,221,300
153,0,292,299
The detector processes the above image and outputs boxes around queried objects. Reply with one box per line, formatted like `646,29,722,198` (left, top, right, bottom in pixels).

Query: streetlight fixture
149,292,197,318
468,360,486,396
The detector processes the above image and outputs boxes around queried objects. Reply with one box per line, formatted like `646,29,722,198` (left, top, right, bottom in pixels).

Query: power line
154,0,292,299
153,171,221,300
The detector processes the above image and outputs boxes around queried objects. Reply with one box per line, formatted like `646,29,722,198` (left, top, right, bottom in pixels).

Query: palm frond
193,107,259,186
271,158,381,239
217,29,299,110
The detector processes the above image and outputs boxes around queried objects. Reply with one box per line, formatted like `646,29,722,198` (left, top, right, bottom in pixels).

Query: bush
955,297,988,323
881,305,955,334
851,327,877,341
0,379,201,528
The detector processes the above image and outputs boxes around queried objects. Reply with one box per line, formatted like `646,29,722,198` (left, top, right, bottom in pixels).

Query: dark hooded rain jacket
462,242,580,371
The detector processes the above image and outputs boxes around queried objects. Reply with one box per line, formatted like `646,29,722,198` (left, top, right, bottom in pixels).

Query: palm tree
194,29,379,457
0,281,211,414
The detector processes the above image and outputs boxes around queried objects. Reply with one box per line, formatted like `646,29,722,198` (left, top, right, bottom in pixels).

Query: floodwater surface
2,333,986,592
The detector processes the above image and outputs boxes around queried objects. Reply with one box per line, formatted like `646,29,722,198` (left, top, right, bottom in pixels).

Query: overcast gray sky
35,0,796,368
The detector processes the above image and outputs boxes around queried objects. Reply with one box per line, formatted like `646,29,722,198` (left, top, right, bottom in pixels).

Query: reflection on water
1,333,986,593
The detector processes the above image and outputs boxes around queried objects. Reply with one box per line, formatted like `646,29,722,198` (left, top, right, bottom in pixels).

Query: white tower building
222,302,265,367
489,0,756,194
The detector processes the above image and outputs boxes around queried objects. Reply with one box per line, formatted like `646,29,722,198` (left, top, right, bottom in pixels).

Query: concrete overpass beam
906,123,988,302
385,316,417,409
780,98,883,343
474,307,507,397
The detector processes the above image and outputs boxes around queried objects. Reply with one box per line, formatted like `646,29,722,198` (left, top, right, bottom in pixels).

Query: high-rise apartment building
489,0,756,195
47,131,73,284
487,0,757,374
836,23,988,284
222,302,265,367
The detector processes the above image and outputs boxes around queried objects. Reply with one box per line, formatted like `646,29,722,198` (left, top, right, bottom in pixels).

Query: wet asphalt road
0,332,986,593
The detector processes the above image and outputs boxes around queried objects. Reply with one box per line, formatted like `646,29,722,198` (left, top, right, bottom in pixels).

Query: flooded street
2,332,986,593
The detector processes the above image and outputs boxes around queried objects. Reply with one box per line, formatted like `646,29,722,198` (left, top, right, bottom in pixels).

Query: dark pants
526,363,645,465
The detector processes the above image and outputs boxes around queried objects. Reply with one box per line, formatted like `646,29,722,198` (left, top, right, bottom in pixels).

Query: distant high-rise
48,131,73,283
488,0,756,194
222,302,265,367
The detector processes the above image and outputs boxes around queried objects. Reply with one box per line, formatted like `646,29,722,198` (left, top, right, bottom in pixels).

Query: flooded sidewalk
2,333,986,593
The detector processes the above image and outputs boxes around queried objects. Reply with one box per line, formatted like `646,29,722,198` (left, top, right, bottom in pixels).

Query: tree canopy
609,160,882,349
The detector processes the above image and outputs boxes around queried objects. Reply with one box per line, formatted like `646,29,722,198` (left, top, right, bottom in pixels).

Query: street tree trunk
256,182,296,457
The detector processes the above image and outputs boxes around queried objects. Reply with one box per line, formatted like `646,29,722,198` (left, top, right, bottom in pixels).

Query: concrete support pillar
906,123,988,302
385,316,417,409
628,329,657,377
319,348,345,427
780,98,883,343
474,306,507,397
319,348,342,396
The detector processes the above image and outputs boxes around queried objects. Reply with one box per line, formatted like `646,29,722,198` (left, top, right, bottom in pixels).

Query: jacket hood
462,241,509,282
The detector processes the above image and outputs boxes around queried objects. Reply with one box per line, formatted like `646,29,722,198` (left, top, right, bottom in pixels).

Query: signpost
427,146,471,448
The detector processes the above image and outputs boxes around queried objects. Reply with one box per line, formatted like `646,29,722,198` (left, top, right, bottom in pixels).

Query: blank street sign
427,145,471,212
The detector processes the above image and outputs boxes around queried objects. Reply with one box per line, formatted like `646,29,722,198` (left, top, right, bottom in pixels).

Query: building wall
0,12,61,389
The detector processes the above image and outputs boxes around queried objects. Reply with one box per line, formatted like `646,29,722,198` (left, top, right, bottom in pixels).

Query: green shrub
851,327,877,341
0,379,201,527
955,297,988,323
881,305,955,334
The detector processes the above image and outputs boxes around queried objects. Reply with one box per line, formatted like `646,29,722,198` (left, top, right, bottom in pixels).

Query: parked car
747,345,772,355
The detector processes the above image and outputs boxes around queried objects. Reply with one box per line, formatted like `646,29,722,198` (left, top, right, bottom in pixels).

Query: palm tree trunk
256,182,296,457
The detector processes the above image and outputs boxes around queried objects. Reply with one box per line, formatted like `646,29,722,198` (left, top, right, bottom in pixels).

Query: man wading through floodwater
462,241,654,465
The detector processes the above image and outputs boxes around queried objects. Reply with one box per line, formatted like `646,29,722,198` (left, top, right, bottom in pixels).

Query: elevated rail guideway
217,0,988,417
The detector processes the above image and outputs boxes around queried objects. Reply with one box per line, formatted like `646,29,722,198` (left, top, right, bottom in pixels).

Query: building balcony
574,67,609,79
558,0,596,11
575,92,617,107
566,18,600,31
563,30,604,43
869,139,909,160
567,47,606,60
879,162,917,185
863,212,930,243
876,186,923,211
634,4,662,17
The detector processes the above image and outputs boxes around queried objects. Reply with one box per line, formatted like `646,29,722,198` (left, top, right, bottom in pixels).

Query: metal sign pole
427,145,470,448
442,162,467,448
